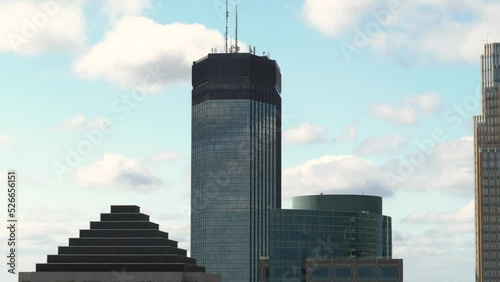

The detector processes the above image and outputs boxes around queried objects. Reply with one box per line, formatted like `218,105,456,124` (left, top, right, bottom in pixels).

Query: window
357,267,375,280
379,267,398,281
334,267,352,280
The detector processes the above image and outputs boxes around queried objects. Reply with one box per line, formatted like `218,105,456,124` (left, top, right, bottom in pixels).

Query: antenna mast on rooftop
225,0,228,53
235,5,239,53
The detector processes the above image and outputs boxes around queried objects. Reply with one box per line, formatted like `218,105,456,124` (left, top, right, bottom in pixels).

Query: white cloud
283,122,325,144
284,136,473,199
369,92,441,125
433,136,473,163
59,114,86,130
334,123,358,143
157,212,190,253
369,104,417,125
354,133,408,155
283,136,472,196
102,0,151,22
0,0,86,55
301,0,381,36
58,114,110,131
88,116,110,129
417,136,473,193
0,135,11,144
87,0,153,33
403,199,474,224
16,205,90,260
302,0,500,63
74,153,164,191
394,200,474,281
405,91,440,112
73,16,224,93
148,151,183,162
283,155,393,199
385,136,473,194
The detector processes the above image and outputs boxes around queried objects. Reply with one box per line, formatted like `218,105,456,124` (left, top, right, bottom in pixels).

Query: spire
235,4,239,53
225,0,228,53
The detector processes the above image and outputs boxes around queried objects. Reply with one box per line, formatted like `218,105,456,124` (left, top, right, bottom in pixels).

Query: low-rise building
264,195,403,282
19,205,220,282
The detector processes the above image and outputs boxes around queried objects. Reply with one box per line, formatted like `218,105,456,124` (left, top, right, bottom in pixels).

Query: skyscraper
475,42,500,282
191,52,282,282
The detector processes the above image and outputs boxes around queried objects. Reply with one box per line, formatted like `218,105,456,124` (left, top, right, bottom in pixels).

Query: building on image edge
474,42,500,282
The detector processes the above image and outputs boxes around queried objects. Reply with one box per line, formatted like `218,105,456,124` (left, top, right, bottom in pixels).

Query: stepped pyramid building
19,205,220,282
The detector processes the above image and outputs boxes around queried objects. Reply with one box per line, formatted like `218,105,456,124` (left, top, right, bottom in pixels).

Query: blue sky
1,0,497,281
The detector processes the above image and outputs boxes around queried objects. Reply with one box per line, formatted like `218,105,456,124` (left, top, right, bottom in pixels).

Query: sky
1,0,498,281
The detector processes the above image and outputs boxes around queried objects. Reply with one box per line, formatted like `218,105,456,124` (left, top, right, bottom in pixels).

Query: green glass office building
268,195,402,282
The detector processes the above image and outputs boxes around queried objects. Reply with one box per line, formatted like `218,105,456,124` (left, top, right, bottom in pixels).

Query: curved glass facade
269,208,391,282
292,195,383,214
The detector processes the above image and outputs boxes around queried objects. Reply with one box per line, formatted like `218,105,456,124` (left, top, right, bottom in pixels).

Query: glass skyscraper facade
191,53,282,282
475,42,500,282
268,195,399,282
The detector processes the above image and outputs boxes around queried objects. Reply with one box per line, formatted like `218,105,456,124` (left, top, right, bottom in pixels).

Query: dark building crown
192,53,281,93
